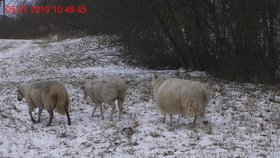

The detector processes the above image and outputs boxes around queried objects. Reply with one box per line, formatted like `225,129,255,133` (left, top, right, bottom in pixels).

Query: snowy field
0,36,280,157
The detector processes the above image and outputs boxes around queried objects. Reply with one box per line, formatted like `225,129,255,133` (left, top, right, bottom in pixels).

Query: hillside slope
0,36,280,157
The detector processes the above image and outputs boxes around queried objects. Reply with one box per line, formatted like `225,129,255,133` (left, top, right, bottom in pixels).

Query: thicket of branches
0,0,279,84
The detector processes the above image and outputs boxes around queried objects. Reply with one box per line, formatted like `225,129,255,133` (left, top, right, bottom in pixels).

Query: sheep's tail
115,80,126,99
199,88,210,117
54,93,69,115
203,89,210,106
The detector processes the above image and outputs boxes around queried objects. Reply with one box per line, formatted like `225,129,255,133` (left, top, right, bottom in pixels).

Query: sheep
151,75,209,126
82,76,126,121
17,80,71,126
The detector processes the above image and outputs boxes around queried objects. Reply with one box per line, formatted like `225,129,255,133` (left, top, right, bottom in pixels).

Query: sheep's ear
17,85,21,90
125,80,130,85
16,85,21,94
154,74,159,79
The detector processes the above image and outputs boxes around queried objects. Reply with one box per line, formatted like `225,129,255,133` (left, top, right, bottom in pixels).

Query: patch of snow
188,71,208,77
0,36,280,157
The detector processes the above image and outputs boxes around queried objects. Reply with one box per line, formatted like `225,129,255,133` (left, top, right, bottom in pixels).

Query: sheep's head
17,86,24,101
81,81,91,99
81,85,87,99
152,74,165,88
151,74,166,94
151,74,158,89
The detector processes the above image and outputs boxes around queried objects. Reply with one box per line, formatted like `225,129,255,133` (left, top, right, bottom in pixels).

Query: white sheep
82,76,126,121
152,75,209,126
17,80,71,126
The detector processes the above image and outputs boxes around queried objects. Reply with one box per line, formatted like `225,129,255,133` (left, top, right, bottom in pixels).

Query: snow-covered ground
0,36,280,157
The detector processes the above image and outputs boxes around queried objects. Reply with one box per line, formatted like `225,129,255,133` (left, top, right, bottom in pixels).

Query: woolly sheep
82,76,126,121
17,80,71,126
152,75,209,126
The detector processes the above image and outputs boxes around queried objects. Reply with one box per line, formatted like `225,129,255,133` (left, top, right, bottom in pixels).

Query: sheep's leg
109,102,116,121
100,105,104,120
29,111,36,123
46,110,54,126
169,114,173,126
192,117,197,125
177,115,180,123
36,108,43,123
117,99,124,121
163,114,166,123
65,107,71,125
91,105,98,117
26,98,36,123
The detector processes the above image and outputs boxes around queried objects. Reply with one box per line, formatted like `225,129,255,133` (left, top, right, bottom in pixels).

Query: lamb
151,75,209,126
82,76,126,121
17,80,71,126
